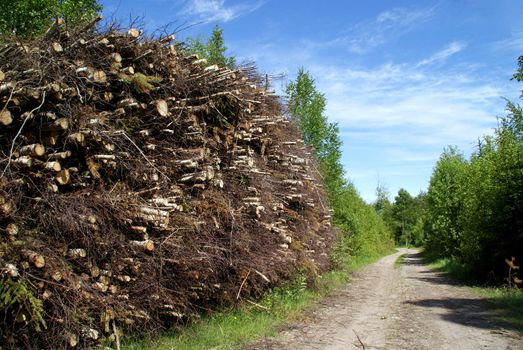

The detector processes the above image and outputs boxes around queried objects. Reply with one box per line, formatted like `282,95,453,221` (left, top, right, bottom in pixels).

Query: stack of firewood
0,19,335,349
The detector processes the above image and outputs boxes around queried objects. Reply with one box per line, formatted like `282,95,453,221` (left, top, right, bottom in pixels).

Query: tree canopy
286,68,345,200
0,0,101,40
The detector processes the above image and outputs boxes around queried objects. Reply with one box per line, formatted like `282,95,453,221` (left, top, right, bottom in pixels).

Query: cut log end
6,223,18,236
93,70,107,83
130,240,155,252
52,42,63,53
127,28,141,38
155,99,169,117
56,169,71,185
0,110,12,126
19,143,45,157
21,249,45,268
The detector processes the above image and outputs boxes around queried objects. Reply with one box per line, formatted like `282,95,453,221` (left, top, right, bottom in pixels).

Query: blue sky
100,0,523,202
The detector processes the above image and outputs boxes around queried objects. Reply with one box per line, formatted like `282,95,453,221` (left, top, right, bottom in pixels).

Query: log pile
0,21,335,349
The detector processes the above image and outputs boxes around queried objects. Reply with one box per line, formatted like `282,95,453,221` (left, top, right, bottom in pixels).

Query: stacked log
0,21,335,349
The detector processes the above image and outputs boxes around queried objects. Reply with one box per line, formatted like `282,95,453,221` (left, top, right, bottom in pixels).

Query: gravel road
247,248,523,350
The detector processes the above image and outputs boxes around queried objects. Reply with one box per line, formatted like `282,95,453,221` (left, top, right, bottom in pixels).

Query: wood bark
129,240,154,252
19,143,45,157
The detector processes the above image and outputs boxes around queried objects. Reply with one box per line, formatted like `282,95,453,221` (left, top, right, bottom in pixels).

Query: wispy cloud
315,62,501,146
333,6,437,54
180,0,265,23
416,41,467,67
229,4,516,201
491,30,523,52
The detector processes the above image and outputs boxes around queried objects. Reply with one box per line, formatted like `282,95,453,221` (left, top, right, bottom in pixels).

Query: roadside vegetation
123,252,385,350
427,256,523,332
419,72,523,324
394,254,406,269
475,287,523,331
421,58,522,285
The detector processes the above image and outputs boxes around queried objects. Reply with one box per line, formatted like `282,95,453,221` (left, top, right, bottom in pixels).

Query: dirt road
248,249,523,350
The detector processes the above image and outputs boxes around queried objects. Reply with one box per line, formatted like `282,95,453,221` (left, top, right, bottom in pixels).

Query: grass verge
122,253,387,350
425,256,476,284
423,254,523,333
394,253,405,268
473,286,523,332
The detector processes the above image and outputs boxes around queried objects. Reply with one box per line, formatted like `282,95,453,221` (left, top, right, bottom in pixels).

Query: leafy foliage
0,277,46,334
286,68,345,201
186,25,235,68
118,73,162,94
422,57,523,283
286,69,394,266
512,55,523,86
0,0,101,39
424,147,468,256
386,189,425,246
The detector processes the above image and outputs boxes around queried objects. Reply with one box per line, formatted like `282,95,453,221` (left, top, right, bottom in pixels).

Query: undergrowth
122,253,385,350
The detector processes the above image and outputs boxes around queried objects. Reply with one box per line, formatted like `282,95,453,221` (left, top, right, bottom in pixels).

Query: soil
247,248,523,350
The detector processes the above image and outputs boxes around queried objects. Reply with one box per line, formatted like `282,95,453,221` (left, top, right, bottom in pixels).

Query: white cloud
331,6,436,54
417,41,467,67
229,5,516,201
491,30,523,52
180,0,264,23
314,62,501,147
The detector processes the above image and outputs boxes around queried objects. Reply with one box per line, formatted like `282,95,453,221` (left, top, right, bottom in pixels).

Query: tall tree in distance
286,68,345,201
186,25,235,68
0,0,101,40
286,69,394,262
391,189,420,246
374,183,394,232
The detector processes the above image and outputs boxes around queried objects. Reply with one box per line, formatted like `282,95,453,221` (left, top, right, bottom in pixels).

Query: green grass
426,257,476,284
394,254,405,268
122,253,387,350
474,286,523,332
423,254,523,333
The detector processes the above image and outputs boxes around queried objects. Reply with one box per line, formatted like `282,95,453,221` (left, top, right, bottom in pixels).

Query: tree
286,69,394,264
186,25,235,68
0,0,101,40
286,68,345,202
422,56,523,282
390,188,422,246
374,183,392,218
424,147,468,257
512,55,523,87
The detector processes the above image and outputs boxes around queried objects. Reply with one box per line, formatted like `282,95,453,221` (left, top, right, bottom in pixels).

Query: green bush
422,56,523,283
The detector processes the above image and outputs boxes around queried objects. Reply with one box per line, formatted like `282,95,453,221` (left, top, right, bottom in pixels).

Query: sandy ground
247,248,523,350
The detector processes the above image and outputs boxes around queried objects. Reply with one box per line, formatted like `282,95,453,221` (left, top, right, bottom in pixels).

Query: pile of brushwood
0,18,335,349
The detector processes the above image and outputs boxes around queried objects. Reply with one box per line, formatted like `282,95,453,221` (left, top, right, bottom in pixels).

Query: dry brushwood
0,22,336,349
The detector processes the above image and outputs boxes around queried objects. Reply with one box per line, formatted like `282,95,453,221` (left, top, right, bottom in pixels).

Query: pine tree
186,25,235,68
